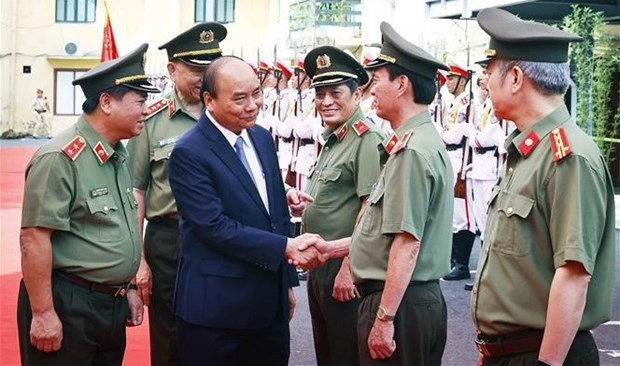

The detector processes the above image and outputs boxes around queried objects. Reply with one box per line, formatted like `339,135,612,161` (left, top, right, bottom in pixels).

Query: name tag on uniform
91,187,109,197
159,136,180,148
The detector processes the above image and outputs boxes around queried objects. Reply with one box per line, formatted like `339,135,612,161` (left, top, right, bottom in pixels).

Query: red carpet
0,145,151,365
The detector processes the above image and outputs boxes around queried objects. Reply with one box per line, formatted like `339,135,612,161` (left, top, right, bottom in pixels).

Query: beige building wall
1,0,274,135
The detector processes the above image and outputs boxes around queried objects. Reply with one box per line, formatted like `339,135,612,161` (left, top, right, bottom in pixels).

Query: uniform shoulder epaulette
62,136,87,161
549,127,571,162
145,98,169,119
352,120,370,136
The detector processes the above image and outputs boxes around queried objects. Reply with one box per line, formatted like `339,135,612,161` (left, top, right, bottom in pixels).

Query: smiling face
204,59,263,134
108,89,148,139
314,82,361,129
168,61,205,104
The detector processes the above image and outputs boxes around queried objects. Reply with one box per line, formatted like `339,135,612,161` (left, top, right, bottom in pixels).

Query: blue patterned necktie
234,136,256,184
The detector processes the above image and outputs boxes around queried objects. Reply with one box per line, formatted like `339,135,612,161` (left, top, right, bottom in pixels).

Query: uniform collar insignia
517,130,540,157
549,127,571,162
93,141,111,164
335,124,348,141
62,136,87,161
168,99,176,117
384,133,400,155
391,129,413,155
352,120,370,136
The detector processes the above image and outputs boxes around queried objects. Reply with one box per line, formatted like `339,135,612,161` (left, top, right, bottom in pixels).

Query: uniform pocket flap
86,196,118,215
152,143,175,162
318,168,341,183
498,192,534,219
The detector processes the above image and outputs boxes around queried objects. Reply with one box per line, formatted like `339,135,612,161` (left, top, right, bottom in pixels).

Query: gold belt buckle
114,285,128,297
475,339,491,357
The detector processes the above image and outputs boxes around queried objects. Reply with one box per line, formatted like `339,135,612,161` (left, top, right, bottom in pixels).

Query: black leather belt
281,137,294,143
474,146,497,154
149,217,179,229
299,138,314,146
445,144,463,151
355,279,439,298
475,330,543,357
55,271,132,297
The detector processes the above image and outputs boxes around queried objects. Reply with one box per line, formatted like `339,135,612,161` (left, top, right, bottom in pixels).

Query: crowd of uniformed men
17,6,615,366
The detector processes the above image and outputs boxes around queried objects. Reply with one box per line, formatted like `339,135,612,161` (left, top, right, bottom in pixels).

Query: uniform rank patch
91,187,109,197
62,136,87,161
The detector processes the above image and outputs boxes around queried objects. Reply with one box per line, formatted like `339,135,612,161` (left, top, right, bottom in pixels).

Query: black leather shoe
464,282,473,291
443,264,470,281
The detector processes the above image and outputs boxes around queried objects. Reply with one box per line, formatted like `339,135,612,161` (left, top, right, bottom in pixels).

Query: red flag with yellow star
100,1,119,62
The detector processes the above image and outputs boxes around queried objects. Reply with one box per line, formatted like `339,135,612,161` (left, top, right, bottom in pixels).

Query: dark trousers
17,276,129,366
145,219,181,366
176,315,290,366
307,259,360,366
482,330,599,366
357,281,447,366
451,230,476,267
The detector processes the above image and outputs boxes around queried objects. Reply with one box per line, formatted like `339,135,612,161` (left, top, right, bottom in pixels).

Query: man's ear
99,93,113,114
203,91,214,112
510,66,524,94
167,62,177,82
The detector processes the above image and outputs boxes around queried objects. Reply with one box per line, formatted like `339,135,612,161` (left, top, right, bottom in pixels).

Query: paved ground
1,137,619,365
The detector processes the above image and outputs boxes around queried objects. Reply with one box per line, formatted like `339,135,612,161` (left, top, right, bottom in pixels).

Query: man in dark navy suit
168,56,323,366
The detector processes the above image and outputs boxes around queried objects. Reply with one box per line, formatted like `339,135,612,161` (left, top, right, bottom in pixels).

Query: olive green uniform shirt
303,108,385,240
21,116,140,284
127,88,198,219
471,106,616,336
350,111,454,283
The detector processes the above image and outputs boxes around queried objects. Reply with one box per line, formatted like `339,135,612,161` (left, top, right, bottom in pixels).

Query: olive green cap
72,43,159,98
365,22,449,79
159,22,227,67
304,45,369,88
477,8,582,63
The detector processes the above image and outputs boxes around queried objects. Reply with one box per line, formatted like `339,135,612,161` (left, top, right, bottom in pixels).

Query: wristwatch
376,306,395,321
127,283,138,291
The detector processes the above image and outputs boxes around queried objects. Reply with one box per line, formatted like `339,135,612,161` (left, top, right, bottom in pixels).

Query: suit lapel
199,117,269,217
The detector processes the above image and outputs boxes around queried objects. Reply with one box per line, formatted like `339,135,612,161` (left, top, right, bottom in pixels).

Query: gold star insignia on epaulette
384,133,400,155
550,127,571,162
145,98,168,119
352,120,370,136
93,141,110,164
336,124,349,141
168,99,176,117
62,136,86,161
518,130,540,157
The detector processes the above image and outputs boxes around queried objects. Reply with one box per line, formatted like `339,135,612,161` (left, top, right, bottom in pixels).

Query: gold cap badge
199,30,214,44
316,54,331,69
484,48,497,57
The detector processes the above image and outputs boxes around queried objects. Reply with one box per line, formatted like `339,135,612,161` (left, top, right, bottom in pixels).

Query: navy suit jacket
168,114,298,329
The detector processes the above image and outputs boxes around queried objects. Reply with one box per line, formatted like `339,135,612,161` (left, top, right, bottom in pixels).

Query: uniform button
506,207,513,215
485,248,489,255
127,188,131,193
168,152,171,157
472,287,478,294
103,206,109,212
508,167,513,174
271,224,277,231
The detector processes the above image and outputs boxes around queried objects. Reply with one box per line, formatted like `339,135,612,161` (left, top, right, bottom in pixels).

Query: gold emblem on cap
484,49,497,57
199,30,214,44
316,55,331,69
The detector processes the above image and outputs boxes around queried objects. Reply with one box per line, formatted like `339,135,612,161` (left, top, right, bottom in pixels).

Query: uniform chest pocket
86,196,122,243
359,183,384,236
152,143,175,163
314,168,342,207
492,191,534,256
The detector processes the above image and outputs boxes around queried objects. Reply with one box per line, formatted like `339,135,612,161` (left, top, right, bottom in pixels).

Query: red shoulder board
93,141,111,164
336,124,349,141
168,99,176,117
145,98,168,119
62,136,87,161
391,129,413,155
352,120,370,136
518,130,540,157
384,133,400,155
549,127,571,162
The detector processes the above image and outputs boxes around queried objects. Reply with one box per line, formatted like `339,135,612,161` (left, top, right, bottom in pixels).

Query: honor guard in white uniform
290,56,321,191
255,60,278,131
272,61,297,180
441,62,477,281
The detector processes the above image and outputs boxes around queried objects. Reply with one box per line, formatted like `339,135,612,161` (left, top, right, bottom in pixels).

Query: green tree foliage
564,5,620,162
